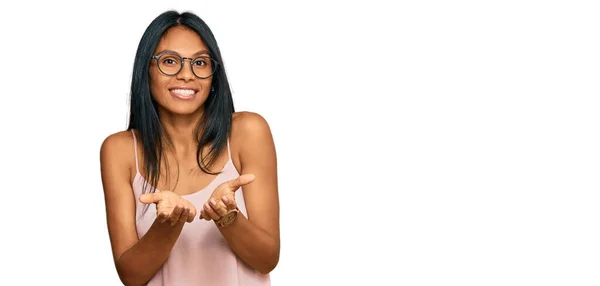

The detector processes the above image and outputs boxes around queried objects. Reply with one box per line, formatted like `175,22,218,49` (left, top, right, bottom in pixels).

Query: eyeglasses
151,52,219,79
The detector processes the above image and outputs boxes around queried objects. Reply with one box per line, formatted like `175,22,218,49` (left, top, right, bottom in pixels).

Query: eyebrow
156,49,210,57
193,50,210,56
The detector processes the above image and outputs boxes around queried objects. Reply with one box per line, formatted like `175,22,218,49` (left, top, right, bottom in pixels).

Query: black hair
126,10,234,204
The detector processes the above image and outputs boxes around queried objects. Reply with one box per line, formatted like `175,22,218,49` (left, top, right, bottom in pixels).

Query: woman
100,10,279,285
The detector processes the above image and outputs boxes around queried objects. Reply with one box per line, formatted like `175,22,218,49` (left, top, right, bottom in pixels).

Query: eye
160,56,180,66
193,59,207,66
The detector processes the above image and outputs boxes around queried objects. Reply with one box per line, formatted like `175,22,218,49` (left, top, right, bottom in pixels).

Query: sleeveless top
130,130,271,286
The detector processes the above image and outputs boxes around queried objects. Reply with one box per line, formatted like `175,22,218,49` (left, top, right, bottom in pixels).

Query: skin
100,26,280,285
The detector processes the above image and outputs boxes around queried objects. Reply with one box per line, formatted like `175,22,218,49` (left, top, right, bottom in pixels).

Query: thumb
139,191,162,204
227,174,256,190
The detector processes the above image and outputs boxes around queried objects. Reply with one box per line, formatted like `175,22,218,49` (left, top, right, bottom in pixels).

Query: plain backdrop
0,0,599,285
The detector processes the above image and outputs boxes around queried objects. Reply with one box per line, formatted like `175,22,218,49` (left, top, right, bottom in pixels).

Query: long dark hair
127,10,234,200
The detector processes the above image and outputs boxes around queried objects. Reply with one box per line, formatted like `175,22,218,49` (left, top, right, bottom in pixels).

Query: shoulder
231,111,276,161
231,111,273,141
100,130,135,169
232,111,271,131
101,130,135,154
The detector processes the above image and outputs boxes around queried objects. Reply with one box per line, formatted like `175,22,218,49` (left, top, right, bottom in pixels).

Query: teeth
171,89,196,96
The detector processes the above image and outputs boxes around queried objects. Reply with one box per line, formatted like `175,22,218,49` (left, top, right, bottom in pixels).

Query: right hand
139,191,197,226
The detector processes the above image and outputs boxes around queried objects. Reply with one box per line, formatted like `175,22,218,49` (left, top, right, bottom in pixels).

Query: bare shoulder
231,111,273,140
231,111,276,168
101,130,134,158
100,130,135,174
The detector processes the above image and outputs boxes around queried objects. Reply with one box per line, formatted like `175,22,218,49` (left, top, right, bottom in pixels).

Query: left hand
200,174,256,221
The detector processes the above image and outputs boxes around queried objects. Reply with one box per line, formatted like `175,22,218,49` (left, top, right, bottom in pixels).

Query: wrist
215,207,240,227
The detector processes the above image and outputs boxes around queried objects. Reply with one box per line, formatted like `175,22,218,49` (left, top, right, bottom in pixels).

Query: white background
0,1,599,285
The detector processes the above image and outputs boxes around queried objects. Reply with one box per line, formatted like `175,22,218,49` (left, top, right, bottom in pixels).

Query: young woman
100,10,279,285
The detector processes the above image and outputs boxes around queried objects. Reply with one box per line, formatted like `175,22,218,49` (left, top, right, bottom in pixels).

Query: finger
139,191,163,204
209,198,228,217
169,205,184,226
178,207,190,223
204,202,221,221
187,206,197,223
157,208,170,224
227,174,256,191
200,209,211,221
222,195,237,210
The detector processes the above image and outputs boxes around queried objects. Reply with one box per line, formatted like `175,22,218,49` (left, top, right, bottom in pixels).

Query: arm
100,132,186,286
216,112,281,274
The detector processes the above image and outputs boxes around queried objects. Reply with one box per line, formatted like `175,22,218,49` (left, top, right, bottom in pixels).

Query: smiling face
149,26,213,116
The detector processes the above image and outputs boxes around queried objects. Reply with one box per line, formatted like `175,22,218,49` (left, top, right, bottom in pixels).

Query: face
149,26,214,116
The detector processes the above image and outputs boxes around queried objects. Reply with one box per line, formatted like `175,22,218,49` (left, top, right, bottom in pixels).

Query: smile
169,88,198,100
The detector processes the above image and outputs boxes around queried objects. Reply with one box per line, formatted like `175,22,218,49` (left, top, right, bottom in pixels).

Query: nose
176,58,195,81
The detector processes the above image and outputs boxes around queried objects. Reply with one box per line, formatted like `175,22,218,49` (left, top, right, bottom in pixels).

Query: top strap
226,137,231,161
131,129,139,173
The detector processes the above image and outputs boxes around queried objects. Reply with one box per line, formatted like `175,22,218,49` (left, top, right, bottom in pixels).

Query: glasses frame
150,52,220,79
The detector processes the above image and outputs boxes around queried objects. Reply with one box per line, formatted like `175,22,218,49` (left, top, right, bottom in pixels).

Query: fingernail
222,196,229,203
205,203,211,209
210,199,217,206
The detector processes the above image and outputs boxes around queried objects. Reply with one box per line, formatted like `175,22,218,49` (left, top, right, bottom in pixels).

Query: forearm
115,219,184,285
216,214,279,274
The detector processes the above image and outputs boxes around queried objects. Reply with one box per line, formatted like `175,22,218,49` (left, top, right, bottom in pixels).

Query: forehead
155,26,208,55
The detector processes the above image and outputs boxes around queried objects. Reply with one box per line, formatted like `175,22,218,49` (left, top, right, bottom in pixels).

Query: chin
156,102,203,116
170,106,204,115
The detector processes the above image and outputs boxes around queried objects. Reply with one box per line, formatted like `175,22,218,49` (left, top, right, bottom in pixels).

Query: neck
158,109,205,155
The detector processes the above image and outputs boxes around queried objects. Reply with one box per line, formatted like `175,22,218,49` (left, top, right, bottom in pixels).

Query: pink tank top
130,130,271,286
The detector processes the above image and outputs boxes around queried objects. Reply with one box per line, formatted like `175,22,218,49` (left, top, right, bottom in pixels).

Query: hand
139,191,197,226
200,174,256,221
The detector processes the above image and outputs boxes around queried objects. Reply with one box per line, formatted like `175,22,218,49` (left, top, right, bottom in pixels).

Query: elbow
256,245,280,275
256,261,278,275
117,271,147,286
118,277,136,286
115,260,149,286
257,268,273,275
116,267,137,286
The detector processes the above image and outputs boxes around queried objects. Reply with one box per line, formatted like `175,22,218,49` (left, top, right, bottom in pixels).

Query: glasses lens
192,57,216,78
157,54,182,75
